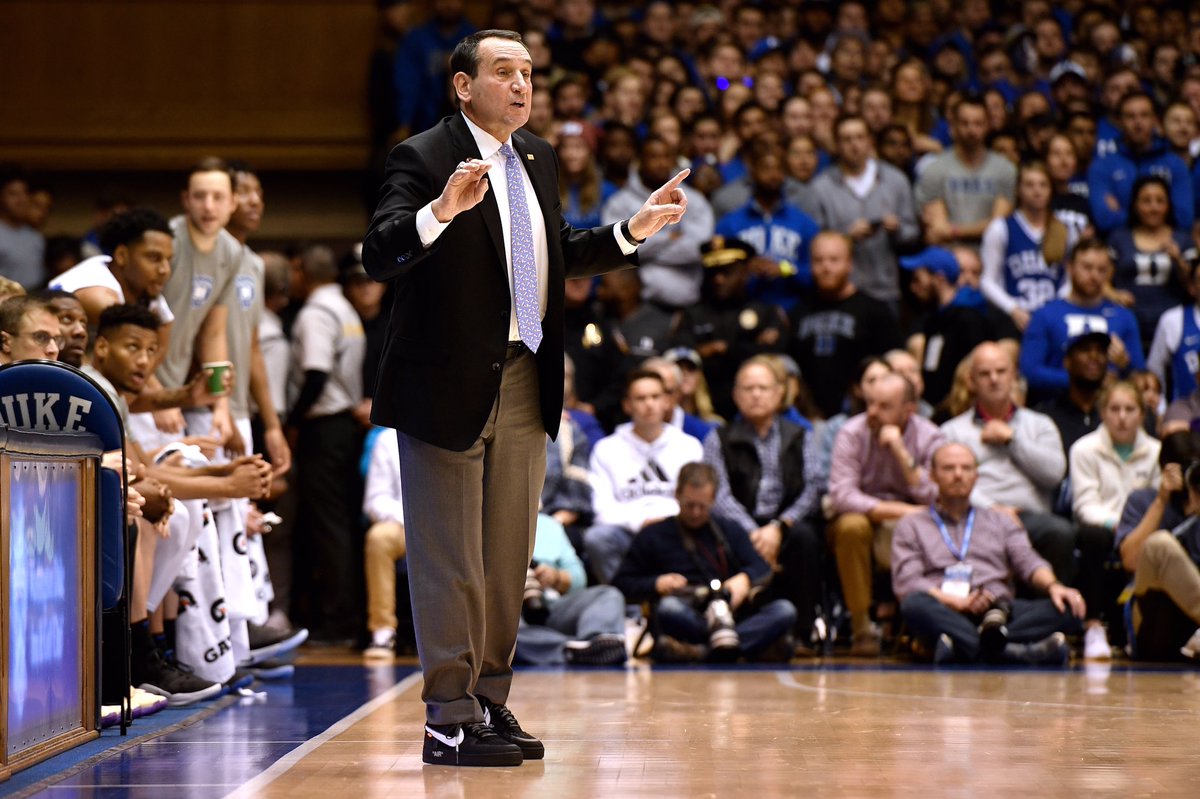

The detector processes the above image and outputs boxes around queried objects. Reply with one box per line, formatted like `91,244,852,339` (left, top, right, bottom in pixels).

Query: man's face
1064,340,1109,386
47,297,88,367
835,119,873,169
878,128,913,170
231,171,264,234
0,179,30,223
3,309,62,362
117,230,174,300
1120,97,1157,149
861,91,891,131
1069,248,1112,300
638,140,676,188
970,346,1014,409
733,364,783,422
953,104,988,150
707,262,748,302
811,235,853,294
932,445,978,501
735,107,768,144
96,324,158,394
1103,71,1140,113
182,170,236,237
688,120,721,158
677,482,716,529
1067,115,1097,160
865,375,910,431
624,377,667,429
749,152,785,195
458,37,533,138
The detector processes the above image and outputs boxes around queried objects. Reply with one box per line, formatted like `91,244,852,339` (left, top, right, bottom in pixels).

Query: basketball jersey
1170,307,1200,401
1003,214,1061,312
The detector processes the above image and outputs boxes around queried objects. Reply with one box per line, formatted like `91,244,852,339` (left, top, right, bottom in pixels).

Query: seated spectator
542,410,594,564
1088,92,1194,237
1115,432,1200,661
1035,331,1108,455
702,355,824,652
915,92,1016,248
362,427,407,660
903,247,1013,410
596,269,674,369
790,232,901,420
1019,237,1144,403
828,372,946,655
642,355,717,445
584,369,704,583
670,235,790,421
980,162,1073,333
941,342,1075,582
1044,133,1093,240
612,462,797,662
715,140,820,310
0,165,46,290
664,346,724,427
892,443,1084,666
514,515,627,667
1107,176,1196,347
810,113,921,308
0,294,62,363
813,356,894,489
556,121,617,229
602,136,714,310
1148,261,1200,407
1071,380,1163,659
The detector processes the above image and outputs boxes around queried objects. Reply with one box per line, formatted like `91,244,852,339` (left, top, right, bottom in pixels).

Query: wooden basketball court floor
11,656,1200,798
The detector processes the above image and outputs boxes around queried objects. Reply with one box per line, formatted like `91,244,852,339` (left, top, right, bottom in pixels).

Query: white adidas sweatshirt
588,422,704,531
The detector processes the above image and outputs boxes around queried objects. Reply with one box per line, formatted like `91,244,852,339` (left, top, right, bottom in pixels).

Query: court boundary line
220,670,423,799
775,670,1200,714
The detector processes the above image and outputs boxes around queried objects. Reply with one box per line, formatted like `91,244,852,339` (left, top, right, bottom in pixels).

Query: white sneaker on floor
1084,625,1111,660
364,629,397,660
1180,628,1200,660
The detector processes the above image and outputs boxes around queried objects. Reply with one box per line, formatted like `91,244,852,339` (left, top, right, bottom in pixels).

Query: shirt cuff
416,203,451,248
614,220,640,255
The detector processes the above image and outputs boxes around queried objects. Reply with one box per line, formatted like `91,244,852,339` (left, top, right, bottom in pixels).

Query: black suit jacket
362,113,636,451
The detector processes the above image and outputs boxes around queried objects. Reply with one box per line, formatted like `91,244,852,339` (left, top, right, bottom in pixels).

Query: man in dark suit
362,29,690,768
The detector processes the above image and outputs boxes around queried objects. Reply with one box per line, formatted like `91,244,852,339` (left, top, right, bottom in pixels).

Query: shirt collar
975,402,1016,423
461,111,508,161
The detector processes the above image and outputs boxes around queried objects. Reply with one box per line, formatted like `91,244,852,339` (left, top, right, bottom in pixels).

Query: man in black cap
669,235,790,420
903,246,1015,410
1035,330,1110,455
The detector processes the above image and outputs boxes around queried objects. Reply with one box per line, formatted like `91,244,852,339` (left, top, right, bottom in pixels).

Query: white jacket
1069,426,1160,529
363,428,404,525
588,422,704,531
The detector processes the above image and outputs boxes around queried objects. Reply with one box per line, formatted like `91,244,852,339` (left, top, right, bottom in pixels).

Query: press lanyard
930,508,974,561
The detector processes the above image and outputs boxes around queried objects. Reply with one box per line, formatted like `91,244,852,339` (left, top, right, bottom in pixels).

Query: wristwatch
621,218,645,245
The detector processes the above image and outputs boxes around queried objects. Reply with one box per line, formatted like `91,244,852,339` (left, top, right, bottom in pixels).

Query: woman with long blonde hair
980,161,1074,332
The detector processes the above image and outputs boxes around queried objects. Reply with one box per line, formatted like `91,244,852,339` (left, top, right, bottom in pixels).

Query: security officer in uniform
670,236,790,420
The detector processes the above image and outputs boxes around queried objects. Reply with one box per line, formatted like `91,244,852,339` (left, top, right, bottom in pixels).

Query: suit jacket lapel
448,114,507,269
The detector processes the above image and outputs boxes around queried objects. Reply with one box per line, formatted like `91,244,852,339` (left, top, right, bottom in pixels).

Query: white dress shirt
416,112,639,342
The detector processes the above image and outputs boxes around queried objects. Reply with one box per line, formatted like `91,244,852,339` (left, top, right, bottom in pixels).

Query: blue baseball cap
899,248,960,283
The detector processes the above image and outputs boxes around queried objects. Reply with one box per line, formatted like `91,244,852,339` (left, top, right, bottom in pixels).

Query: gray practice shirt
225,249,264,419
291,283,365,418
914,150,1017,227
157,216,242,388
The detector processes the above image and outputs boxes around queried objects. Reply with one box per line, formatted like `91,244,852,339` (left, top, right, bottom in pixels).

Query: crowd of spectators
5,0,1200,709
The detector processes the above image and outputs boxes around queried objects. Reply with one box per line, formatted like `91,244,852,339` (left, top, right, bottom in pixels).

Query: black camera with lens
686,579,740,657
522,560,549,625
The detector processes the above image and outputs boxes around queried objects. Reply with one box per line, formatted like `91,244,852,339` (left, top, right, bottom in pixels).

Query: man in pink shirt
828,372,944,654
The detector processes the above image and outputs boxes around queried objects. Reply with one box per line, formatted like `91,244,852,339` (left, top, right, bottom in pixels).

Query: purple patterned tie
500,144,542,353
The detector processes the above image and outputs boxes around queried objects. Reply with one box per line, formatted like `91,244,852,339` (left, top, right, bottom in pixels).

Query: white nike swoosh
425,726,464,747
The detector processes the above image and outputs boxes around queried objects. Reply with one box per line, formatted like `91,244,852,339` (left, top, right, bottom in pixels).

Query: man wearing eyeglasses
0,295,62,363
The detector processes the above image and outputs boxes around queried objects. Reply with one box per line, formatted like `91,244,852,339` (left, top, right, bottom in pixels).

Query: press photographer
612,462,797,662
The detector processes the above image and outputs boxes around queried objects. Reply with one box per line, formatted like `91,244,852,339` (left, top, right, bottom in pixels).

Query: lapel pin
527,153,535,161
